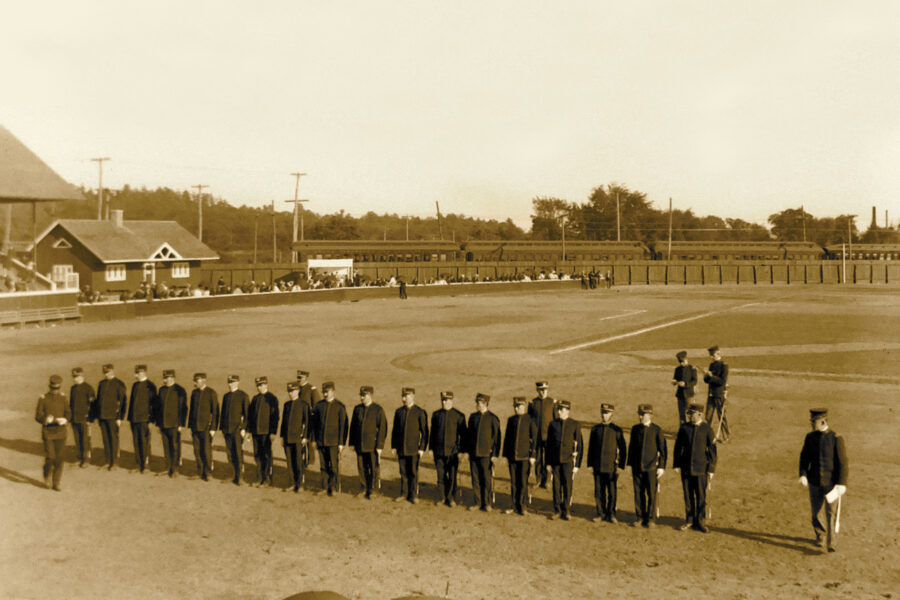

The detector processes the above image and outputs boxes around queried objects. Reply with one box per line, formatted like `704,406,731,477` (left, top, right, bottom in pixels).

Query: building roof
36,219,220,263
0,125,84,203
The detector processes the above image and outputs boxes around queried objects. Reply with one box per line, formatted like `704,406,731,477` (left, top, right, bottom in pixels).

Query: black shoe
326,489,333,497
827,547,836,553
561,513,570,521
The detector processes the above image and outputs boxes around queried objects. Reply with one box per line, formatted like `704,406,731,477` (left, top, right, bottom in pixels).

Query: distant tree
530,197,570,240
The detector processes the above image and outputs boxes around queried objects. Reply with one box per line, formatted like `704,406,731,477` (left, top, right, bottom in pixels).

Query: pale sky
3,1,899,230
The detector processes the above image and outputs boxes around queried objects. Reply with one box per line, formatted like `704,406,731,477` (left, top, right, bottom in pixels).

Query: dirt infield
1,285,898,599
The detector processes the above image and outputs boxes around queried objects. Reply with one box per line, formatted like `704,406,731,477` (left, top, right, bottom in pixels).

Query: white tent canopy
307,258,353,281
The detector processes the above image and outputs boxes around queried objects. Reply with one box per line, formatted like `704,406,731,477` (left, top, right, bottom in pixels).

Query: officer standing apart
220,375,249,485
430,391,467,507
587,403,627,523
69,367,95,468
627,404,667,528
703,345,730,443
674,403,717,533
466,393,501,512
349,385,387,499
311,381,348,496
155,369,187,478
502,397,537,516
35,375,70,490
546,399,584,520
281,381,310,492
528,381,557,489
799,408,848,553
392,387,429,504
248,376,279,486
671,351,697,424
188,373,219,481
96,364,126,470
297,370,321,469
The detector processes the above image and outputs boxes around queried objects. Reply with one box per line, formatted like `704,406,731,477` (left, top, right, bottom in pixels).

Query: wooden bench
0,305,82,327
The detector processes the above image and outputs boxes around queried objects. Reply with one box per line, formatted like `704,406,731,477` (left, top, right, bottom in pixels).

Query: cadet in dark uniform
671,351,697,424
188,373,219,481
311,381,348,496
281,381,310,492
546,399,584,520
674,403,716,532
799,409,848,553
220,375,249,485
391,387,429,504
587,403,627,523
128,365,156,473
35,375,70,490
96,364,126,470
703,345,729,442
627,404,667,527
248,376,279,486
155,369,187,478
349,386,387,499
69,367,95,468
430,391,466,507
466,393,501,512
502,397,537,516
528,381,557,488
297,370,321,469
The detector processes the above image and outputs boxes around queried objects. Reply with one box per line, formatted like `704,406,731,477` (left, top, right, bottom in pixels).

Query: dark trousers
192,430,213,479
224,432,243,483
809,484,838,548
251,434,273,483
42,436,66,488
434,454,460,503
159,427,181,475
593,471,619,518
318,446,340,493
130,422,150,471
705,396,730,441
681,473,709,525
71,422,91,465
397,454,420,500
508,459,531,513
534,441,549,486
632,469,659,523
98,419,119,467
469,457,493,508
551,462,575,516
284,441,305,489
355,451,377,496
676,394,690,424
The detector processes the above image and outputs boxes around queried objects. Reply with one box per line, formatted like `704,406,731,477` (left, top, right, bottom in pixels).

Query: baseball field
1,284,898,600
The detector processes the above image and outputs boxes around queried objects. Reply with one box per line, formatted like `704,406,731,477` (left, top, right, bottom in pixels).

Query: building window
106,264,126,282
51,264,73,282
172,262,190,278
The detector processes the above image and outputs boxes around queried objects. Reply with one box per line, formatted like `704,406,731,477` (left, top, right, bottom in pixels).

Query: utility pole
91,157,110,220
801,205,806,242
272,200,277,263
193,184,208,241
667,197,673,261
616,192,621,242
253,214,259,264
436,201,444,240
561,215,566,263
286,173,308,262
406,216,410,241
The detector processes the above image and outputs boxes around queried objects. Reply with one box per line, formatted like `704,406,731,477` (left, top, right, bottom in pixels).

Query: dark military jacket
391,405,428,456
799,429,848,488
674,364,697,399
248,392,279,436
674,422,717,476
128,380,157,423
280,398,310,444
587,422,627,473
627,422,667,472
466,410,501,458
188,386,220,432
528,395,557,442
69,382,95,424
704,360,728,398
95,377,127,420
35,391,71,441
502,414,538,461
546,418,584,466
349,402,387,453
220,390,249,434
300,383,322,407
311,399,348,447
155,383,187,429
430,408,467,457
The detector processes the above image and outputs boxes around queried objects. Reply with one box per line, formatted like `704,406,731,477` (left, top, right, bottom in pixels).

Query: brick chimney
111,209,124,228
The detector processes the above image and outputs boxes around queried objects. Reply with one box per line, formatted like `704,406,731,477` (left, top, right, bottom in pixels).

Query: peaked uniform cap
676,351,687,361
162,369,175,378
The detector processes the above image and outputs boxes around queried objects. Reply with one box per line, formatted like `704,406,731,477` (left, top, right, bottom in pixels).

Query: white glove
798,475,808,487
656,468,665,478
56,417,67,426
834,484,846,495
573,467,579,475
46,416,55,424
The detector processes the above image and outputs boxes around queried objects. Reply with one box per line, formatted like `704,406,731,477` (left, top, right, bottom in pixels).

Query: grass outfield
1,285,898,599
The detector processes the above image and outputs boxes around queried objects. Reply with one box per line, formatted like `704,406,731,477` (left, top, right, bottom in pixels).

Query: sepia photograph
1,2,898,599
